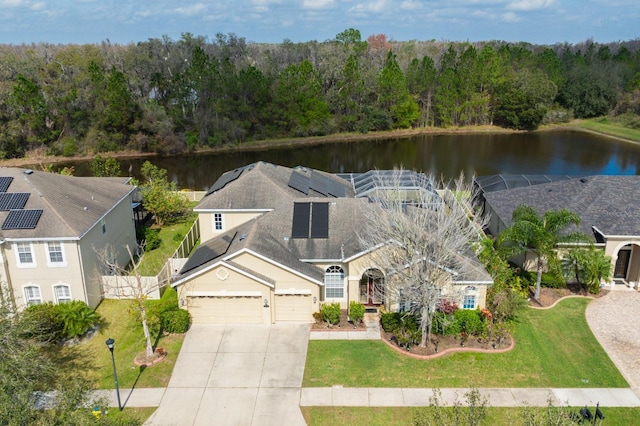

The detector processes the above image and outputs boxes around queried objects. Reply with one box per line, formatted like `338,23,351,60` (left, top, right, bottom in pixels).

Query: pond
55,130,640,190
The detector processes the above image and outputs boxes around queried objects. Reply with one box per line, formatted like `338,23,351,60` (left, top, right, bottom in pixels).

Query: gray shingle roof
0,168,134,240
483,175,640,237
181,163,492,285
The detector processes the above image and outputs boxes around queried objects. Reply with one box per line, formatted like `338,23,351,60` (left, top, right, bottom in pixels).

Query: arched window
463,286,477,310
324,266,345,299
54,284,72,303
24,285,42,306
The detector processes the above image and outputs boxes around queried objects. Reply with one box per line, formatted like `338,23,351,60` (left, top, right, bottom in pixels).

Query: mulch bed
381,330,512,358
311,309,367,330
528,283,607,308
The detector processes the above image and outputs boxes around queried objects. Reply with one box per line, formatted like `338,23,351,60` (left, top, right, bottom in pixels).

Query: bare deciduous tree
359,169,488,348
98,244,167,358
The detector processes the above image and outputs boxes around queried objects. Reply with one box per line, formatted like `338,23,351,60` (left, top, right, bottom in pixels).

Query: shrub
321,303,341,325
436,299,459,314
348,301,365,326
380,312,402,332
453,309,486,336
432,311,457,336
54,301,102,339
144,227,161,251
21,302,65,343
161,309,191,333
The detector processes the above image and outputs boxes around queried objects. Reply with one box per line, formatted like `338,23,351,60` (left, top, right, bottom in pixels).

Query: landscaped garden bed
529,284,607,308
311,308,366,331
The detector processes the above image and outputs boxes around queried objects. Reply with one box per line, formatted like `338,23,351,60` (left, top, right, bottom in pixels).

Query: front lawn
303,298,626,388
49,299,184,389
301,407,640,426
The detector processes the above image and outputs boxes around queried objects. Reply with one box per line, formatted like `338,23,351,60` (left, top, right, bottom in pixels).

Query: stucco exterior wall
79,194,137,308
5,240,85,310
198,211,265,243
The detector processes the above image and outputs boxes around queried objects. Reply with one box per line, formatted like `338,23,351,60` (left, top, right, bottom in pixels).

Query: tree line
1,29,639,159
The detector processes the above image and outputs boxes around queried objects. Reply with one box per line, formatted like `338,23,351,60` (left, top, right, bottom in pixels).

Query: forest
0,29,639,160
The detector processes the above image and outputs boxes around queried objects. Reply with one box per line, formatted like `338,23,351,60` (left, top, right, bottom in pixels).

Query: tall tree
497,205,587,300
378,51,419,128
406,55,437,127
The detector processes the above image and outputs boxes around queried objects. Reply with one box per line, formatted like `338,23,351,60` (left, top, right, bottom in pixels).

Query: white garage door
188,296,263,324
275,294,312,322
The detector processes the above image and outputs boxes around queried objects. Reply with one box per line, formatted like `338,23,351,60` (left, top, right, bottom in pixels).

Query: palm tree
564,245,612,294
497,205,588,300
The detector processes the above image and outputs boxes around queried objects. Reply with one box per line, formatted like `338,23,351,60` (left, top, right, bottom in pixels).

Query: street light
105,337,122,411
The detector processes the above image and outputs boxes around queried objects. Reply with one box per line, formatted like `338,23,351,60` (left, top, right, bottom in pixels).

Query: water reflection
52,131,640,190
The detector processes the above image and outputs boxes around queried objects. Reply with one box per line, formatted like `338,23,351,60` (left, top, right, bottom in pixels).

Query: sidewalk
97,386,640,409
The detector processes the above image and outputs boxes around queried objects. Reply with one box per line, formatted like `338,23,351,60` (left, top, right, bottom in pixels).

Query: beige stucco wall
198,211,265,243
79,194,137,308
5,240,85,311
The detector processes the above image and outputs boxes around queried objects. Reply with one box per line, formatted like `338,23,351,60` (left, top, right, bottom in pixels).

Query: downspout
0,240,17,312
77,242,89,306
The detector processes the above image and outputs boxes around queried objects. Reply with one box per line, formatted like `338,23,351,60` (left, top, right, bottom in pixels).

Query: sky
0,0,637,46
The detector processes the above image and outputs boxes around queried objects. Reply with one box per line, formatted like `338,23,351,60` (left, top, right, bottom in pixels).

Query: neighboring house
0,168,138,311
476,174,640,286
172,162,492,324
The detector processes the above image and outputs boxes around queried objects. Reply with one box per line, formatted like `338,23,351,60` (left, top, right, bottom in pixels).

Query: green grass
49,299,184,389
303,298,626,388
137,211,198,276
302,407,640,426
92,407,157,424
573,118,640,142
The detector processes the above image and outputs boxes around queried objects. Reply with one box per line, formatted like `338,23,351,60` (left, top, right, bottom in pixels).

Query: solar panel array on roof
0,192,29,211
310,202,329,238
291,202,311,238
180,232,237,274
2,209,42,230
288,171,310,195
310,172,328,196
206,168,245,195
0,177,13,193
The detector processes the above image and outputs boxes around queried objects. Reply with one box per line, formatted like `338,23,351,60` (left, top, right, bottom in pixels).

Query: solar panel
326,179,346,198
288,171,310,195
180,232,236,274
2,209,42,230
206,168,244,195
0,177,13,192
310,171,329,196
0,192,29,210
291,202,311,238
310,203,329,238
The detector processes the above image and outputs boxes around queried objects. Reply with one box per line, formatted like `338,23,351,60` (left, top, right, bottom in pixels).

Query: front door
614,249,631,279
360,269,384,305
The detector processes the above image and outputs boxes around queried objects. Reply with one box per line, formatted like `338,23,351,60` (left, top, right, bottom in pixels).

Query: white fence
102,217,200,300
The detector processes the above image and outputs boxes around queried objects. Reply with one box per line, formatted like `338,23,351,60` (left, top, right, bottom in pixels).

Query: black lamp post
105,337,122,411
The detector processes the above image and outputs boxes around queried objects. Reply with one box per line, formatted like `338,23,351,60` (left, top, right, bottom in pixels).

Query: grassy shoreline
1,121,637,169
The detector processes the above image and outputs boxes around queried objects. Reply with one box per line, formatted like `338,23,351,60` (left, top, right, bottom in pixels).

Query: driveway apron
145,323,310,426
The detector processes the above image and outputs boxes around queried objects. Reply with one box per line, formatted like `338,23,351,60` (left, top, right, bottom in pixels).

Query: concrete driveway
145,323,310,426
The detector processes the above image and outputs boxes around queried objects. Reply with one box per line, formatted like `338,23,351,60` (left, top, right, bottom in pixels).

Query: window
24,286,42,306
463,286,477,309
214,213,223,231
46,242,65,266
16,242,35,267
324,266,345,299
101,218,107,234
54,284,72,303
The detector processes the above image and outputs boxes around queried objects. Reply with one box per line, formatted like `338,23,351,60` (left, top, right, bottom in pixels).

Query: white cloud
1,0,24,6
400,1,421,10
31,1,45,10
174,3,206,16
350,0,387,13
502,11,521,22
508,0,554,11
302,0,335,10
